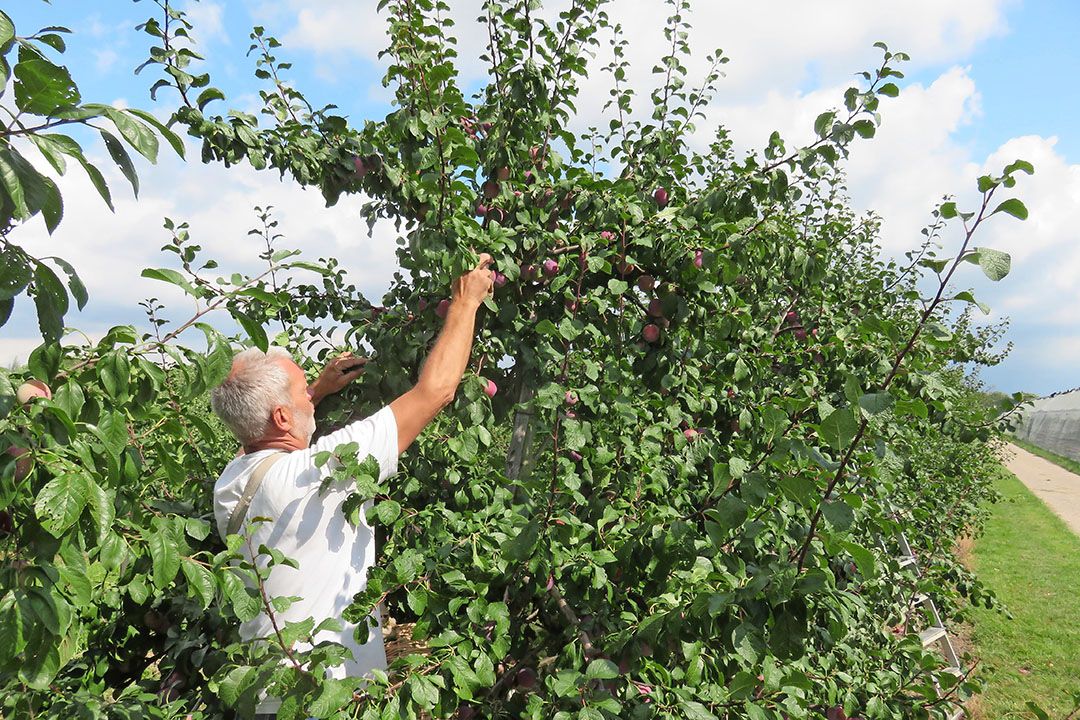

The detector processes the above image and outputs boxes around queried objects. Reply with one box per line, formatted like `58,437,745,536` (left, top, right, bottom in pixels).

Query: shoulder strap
226,452,286,537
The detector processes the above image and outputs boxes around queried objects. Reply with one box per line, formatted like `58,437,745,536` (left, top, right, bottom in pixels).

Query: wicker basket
382,618,430,665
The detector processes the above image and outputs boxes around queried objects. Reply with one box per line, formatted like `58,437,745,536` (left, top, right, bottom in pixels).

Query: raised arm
390,254,495,454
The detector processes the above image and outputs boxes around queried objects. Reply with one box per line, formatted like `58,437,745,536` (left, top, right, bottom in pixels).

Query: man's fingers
475,253,493,270
342,367,365,382
338,357,368,373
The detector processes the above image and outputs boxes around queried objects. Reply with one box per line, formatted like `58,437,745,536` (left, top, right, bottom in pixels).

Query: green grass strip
967,467,1080,716
1009,436,1080,476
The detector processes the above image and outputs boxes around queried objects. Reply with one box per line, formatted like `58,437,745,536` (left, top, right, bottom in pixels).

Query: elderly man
210,255,494,717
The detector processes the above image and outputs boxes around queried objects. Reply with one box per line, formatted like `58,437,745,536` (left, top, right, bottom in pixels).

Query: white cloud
274,0,1014,88
284,3,390,58
183,1,228,45
844,66,982,254
0,338,47,371
976,135,1080,329
95,49,119,73
1041,336,1080,368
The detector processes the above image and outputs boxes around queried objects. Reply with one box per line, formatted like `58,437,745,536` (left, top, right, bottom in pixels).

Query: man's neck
244,433,307,455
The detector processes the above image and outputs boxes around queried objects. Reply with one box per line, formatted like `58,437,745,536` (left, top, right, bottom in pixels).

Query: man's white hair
211,347,295,445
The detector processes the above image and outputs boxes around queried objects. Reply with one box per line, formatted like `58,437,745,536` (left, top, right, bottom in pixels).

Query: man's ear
270,405,292,432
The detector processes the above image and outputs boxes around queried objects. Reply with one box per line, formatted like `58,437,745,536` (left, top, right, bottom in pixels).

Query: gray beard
295,407,316,445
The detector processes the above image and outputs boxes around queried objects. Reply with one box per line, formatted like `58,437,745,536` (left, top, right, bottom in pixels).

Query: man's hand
308,351,368,405
451,253,495,308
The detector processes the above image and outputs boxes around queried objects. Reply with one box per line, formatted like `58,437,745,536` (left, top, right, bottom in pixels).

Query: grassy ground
966,467,1080,717
1009,436,1080,476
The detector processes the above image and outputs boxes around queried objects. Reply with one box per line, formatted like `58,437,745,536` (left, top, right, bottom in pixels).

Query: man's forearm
416,298,481,403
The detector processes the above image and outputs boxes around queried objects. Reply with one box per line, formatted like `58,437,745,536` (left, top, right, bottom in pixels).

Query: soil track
1000,441,1080,537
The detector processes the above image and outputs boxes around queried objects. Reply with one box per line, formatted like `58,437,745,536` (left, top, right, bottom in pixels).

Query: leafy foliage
0,7,184,340
0,1,1055,719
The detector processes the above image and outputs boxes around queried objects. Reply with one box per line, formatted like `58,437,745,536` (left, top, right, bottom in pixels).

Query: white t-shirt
213,406,399,714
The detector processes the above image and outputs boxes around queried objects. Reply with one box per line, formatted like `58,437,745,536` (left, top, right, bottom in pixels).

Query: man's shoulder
214,452,257,491
212,450,306,538
214,450,293,496
311,405,397,454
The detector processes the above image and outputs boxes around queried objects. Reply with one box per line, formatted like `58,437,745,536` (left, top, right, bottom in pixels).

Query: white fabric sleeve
309,405,400,482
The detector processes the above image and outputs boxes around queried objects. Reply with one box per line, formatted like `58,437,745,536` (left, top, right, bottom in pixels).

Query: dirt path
1000,442,1080,538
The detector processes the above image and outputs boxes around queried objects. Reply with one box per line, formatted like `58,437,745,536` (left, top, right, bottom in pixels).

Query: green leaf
98,351,130,399
818,407,858,452
0,595,23,665
992,198,1028,220
408,675,440,710
36,33,66,53
852,119,875,138
83,104,159,163
733,357,749,381
857,392,894,415
308,677,357,718
13,44,81,115
217,665,257,706
502,521,539,562
235,312,268,351
706,495,748,532
51,381,84,421
19,644,59,690
38,175,63,233
0,246,34,300
367,499,401,525
679,701,718,720
952,290,990,315
585,658,619,680
1003,159,1035,176
99,130,139,197
28,133,72,175
31,260,68,343
196,87,226,110
813,111,835,138
407,585,428,615
878,82,900,97
821,501,854,532
606,278,628,295
86,479,114,543
34,473,91,536
918,257,948,274
126,109,186,159
181,558,215,610
140,267,196,295
894,397,928,419
839,541,877,578
222,571,261,622
972,247,1011,281
185,518,211,541
0,148,28,220
90,411,128,460
0,11,14,50
147,528,181,589
48,257,87,310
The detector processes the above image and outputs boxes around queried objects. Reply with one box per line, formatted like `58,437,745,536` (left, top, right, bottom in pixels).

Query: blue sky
3,1,1078,397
